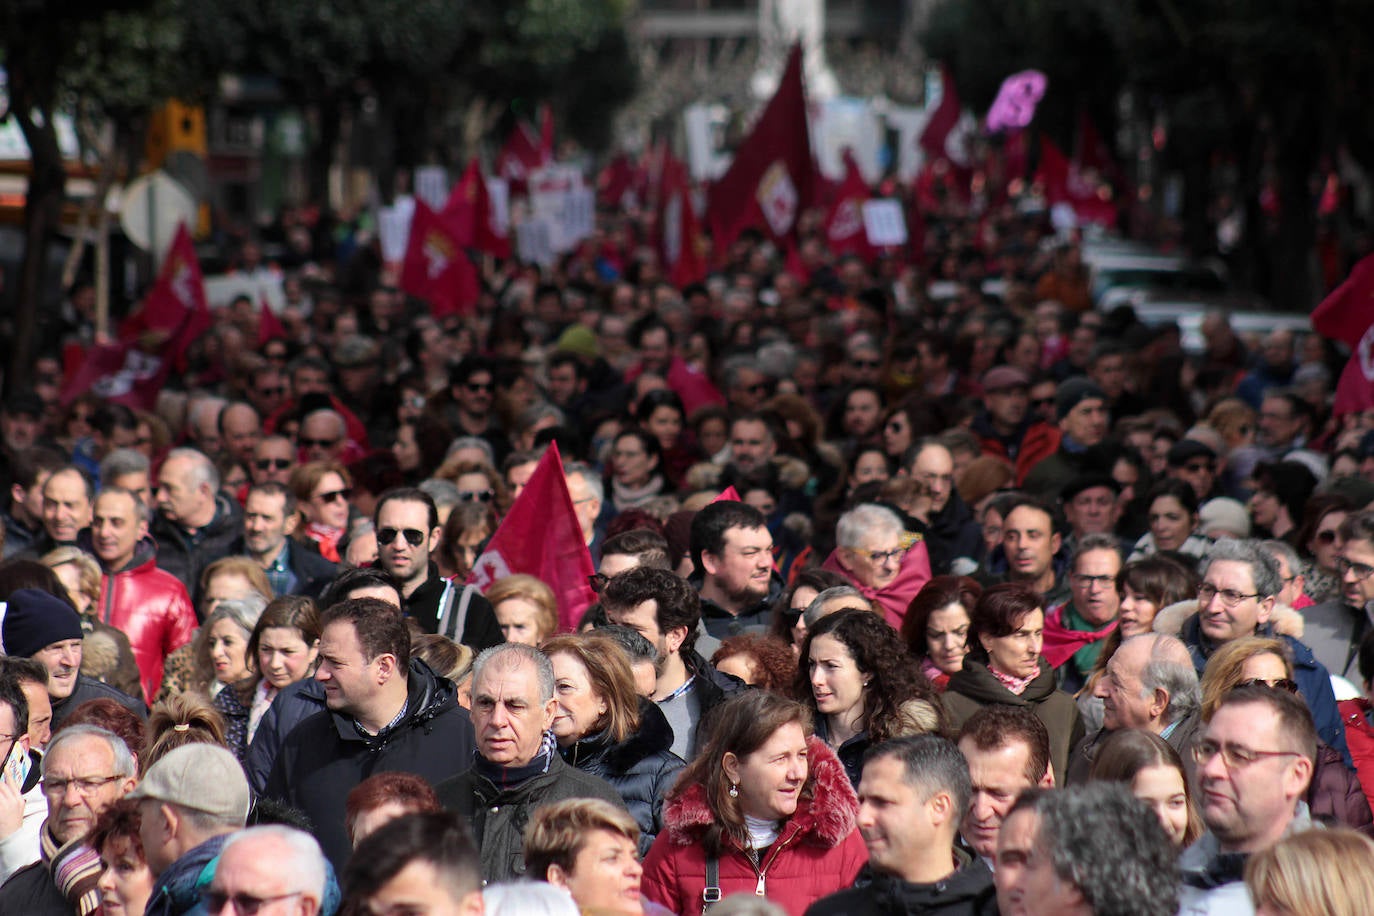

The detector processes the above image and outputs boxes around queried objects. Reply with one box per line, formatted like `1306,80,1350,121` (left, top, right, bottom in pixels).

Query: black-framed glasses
255,458,292,471
377,527,425,547
312,487,352,504
299,438,339,450
1070,573,1115,590
1196,583,1260,608
1336,557,1374,580
201,890,305,916
1191,738,1302,769
1032,397,1056,408
42,774,122,797
587,573,610,593
1237,677,1299,694
457,490,495,503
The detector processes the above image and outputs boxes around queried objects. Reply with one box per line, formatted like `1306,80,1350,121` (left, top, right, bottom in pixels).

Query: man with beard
688,501,780,638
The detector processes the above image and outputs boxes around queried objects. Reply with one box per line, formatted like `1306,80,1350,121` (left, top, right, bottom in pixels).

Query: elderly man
822,503,932,629
688,501,780,638
956,705,1055,869
205,826,327,916
152,447,243,596
1065,633,1201,783
564,462,607,561
298,409,349,463
1178,685,1317,914
806,736,996,915
217,402,262,466
1042,534,1122,694
342,812,483,916
133,744,250,916
0,725,137,912
265,597,475,869
995,783,1178,916
908,439,982,575
435,644,623,883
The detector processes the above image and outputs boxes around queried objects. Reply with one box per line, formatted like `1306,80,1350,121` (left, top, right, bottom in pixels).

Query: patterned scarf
40,823,101,916
989,663,1041,696
919,655,951,690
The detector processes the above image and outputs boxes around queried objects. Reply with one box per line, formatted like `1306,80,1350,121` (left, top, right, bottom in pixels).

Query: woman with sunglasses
768,569,850,659
1200,636,1372,832
290,461,355,563
1295,494,1351,604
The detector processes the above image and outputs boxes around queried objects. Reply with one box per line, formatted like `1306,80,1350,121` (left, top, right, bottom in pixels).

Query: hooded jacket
640,737,869,916
804,853,999,916
150,492,244,603
263,659,475,870
942,659,1084,785
561,698,685,851
97,539,198,704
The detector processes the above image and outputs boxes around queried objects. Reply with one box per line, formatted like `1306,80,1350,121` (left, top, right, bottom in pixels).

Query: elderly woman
900,575,982,690
486,574,559,646
821,503,932,629
942,583,1084,784
191,596,267,699
640,691,867,916
524,798,670,916
796,609,945,787
541,633,684,849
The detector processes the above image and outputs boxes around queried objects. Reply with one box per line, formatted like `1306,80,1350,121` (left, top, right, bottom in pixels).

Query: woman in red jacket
640,691,867,916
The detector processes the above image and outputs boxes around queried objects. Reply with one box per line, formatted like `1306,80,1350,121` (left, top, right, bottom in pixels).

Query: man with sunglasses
203,826,326,916
373,488,502,651
1302,511,1374,681
1178,685,1316,915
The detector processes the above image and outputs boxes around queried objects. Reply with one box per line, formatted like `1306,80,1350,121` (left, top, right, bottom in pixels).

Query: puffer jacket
1308,740,1374,834
942,659,1084,785
561,698,685,851
640,737,868,916
97,539,198,704
805,853,999,916
1341,697,1374,813
264,660,474,870
150,492,244,604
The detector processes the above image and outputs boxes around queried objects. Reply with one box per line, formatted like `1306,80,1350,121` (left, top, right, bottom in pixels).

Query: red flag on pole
1312,253,1374,416
257,298,287,346
466,443,595,633
658,152,707,288
59,341,165,410
707,43,815,252
443,159,511,259
399,201,481,318
824,149,874,261
919,64,966,163
497,121,544,193
119,222,210,363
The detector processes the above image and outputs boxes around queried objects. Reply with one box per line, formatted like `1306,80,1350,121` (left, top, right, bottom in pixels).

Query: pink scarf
821,540,933,629
990,663,1041,696
920,655,951,690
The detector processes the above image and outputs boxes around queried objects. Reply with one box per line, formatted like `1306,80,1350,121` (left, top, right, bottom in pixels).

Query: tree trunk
7,106,65,397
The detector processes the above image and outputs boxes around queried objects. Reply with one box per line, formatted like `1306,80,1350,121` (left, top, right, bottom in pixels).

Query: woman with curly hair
712,633,798,694
794,608,947,787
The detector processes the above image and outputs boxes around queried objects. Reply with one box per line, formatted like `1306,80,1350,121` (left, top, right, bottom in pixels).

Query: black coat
404,565,503,651
805,856,999,916
561,699,685,851
245,677,327,795
0,861,69,916
150,493,243,608
263,660,475,869
50,674,146,730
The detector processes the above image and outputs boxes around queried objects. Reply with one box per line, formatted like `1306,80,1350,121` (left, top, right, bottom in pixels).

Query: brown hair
345,772,441,842
1199,636,1292,722
245,595,320,678
199,556,273,606
143,693,227,771
540,633,640,743
956,704,1050,785
88,799,145,862
289,460,352,514
60,699,147,771
523,798,641,883
711,633,798,694
966,583,1042,664
411,634,474,682
901,575,981,661
1088,728,1202,845
486,574,559,644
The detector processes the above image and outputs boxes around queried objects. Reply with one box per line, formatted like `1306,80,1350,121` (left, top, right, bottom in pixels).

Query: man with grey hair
1179,537,1349,764
906,438,982,575
152,447,243,595
824,503,932,629
803,585,874,629
1260,538,1306,611
436,643,623,882
133,744,250,916
207,825,327,916
995,783,1178,916
1066,633,1201,783
807,736,996,915
564,461,606,560
298,409,348,463
98,448,152,510
1044,533,1122,694
0,725,137,912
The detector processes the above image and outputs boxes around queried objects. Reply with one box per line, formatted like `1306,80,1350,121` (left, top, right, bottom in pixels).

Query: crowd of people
2,184,1374,916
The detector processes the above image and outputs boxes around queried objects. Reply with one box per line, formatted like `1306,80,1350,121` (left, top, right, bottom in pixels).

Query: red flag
1313,253,1374,417
658,153,707,288
707,43,816,252
119,223,210,369
59,341,164,410
257,299,287,346
711,486,741,503
400,201,481,318
597,153,636,209
496,121,544,192
466,443,595,632
919,65,969,165
1036,136,1073,204
824,149,874,261
537,104,555,165
443,159,510,259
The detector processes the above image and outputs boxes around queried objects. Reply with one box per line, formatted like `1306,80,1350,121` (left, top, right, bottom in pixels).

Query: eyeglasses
377,527,426,547
852,546,906,564
1070,573,1115,590
457,490,494,503
1237,677,1300,694
1191,738,1302,769
256,386,286,398
850,359,880,369
1196,583,1260,608
312,487,352,504
1032,397,1056,408
42,774,122,797
1336,557,1374,580
464,381,494,393
299,438,339,450
201,890,305,916
255,458,292,471
1314,530,1340,545
587,573,610,593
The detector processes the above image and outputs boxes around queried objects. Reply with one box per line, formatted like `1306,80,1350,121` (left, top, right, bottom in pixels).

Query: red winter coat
1340,698,1374,815
98,548,198,705
640,737,868,916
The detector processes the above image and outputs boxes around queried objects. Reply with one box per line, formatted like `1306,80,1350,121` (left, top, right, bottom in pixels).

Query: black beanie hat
0,588,84,658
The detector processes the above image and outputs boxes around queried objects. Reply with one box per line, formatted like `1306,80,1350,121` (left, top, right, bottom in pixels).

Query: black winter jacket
264,660,474,869
51,674,146,730
561,698,685,850
245,677,327,795
0,860,69,916
805,854,999,916
404,564,504,651
151,493,243,607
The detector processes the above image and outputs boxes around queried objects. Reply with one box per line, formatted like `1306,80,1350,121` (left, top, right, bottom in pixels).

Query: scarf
248,678,278,743
919,655,951,690
989,663,1040,696
1041,603,1117,673
611,474,665,510
305,522,343,562
41,824,101,916
473,730,558,790
821,540,933,629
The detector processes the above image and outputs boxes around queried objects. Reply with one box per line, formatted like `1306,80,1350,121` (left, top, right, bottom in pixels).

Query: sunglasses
312,487,352,504
200,890,304,916
464,382,494,393
457,490,495,503
1237,677,1300,694
1315,530,1340,545
255,458,292,471
1032,397,1056,408
378,527,426,547
256,386,286,397
850,359,880,369
299,438,338,449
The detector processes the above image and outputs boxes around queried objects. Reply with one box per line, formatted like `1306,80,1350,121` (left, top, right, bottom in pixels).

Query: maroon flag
1313,253,1374,416
466,443,595,632
824,149,874,261
597,153,637,209
707,43,815,252
658,152,707,288
919,64,967,164
443,159,510,259
119,222,211,370
59,341,164,410
257,299,287,346
399,201,480,318
537,103,555,165
497,121,544,193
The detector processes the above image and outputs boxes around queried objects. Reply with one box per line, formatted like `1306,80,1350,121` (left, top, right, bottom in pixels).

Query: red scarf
821,541,933,629
1041,602,1117,670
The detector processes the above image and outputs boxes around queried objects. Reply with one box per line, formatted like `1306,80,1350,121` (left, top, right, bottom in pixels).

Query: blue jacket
144,833,232,916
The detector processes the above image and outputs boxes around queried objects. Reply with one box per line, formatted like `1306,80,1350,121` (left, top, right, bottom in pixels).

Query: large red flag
399,201,481,318
824,149,874,261
59,341,164,410
466,443,595,632
659,152,707,288
119,222,211,366
1313,253,1374,416
496,121,544,193
443,159,511,259
707,43,815,252
919,64,969,165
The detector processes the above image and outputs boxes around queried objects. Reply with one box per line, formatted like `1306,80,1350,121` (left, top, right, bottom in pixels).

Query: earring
729,783,739,798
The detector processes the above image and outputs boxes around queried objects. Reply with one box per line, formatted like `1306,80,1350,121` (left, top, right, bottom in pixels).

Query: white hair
221,826,327,901
483,883,579,916
835,503,904,550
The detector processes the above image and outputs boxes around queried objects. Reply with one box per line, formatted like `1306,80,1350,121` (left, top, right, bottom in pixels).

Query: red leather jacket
98,545,198,705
